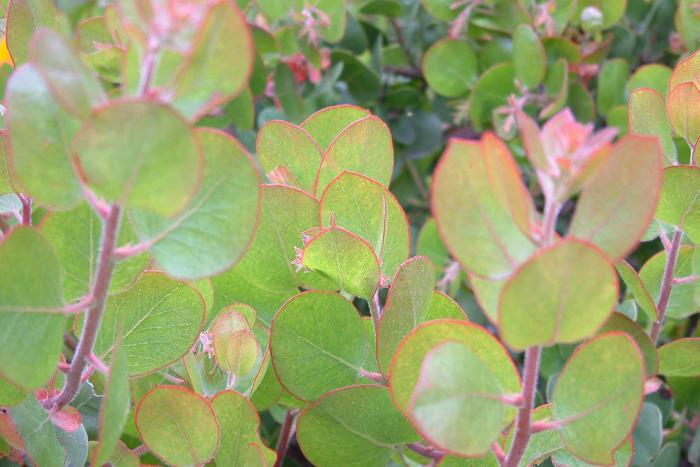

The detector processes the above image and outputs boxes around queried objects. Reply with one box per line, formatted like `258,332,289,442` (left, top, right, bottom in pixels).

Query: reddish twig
407,443,444,461
650,229,683,343
273,410,298,467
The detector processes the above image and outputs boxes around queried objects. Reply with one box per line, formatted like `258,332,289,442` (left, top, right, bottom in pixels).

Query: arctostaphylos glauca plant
0,0,700,466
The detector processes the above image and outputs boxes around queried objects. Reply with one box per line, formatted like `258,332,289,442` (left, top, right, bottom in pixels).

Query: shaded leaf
513,24,545,89
422,39,478,97
658,338,700,377
656,166,700,243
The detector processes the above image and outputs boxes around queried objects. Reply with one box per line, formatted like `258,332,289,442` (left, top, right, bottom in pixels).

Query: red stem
19,194,31,225
650,229,683,343
504,345,542,467
49,205,122,410
407,443,444,461
273,410,297,467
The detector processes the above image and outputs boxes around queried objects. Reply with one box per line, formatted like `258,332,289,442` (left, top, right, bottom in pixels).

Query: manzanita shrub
1,0,700,466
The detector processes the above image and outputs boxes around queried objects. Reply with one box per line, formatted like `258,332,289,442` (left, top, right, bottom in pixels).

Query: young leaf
92,272,205,375
552,332,645,465
211,185,332,324
93,338,130,466
5,0,57,65
135,386,219,466
300,104,369,151
41,202,148,302
300,226,381,299
667,82,700,143
389,320,520,419
629,64,672,95
8,395,65,467
655,166,700,243
29,28,106,118
5,64,82,209
668,49,700,91
210,390,265,466
130,129,260,280
628,88,677,166
422,38,478,97
569,135,663,259
409,342,506,457
432,134,536,278
513,24,546,89
172,0,253,120
658,338,700,377
270,291,367,400
315,115,394,195
320,171,410,279
256,120,323,192
499,239,618,351
73,100,202,218
0,227,66,390
296,385,418,466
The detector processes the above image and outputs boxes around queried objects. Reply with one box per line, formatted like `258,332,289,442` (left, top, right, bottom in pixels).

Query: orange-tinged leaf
667,81,700,143
432,133,536,278
668,49,700,92
569,135,663,259
628,88,677,166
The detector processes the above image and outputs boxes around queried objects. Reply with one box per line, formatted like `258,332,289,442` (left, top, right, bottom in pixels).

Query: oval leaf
628,88,676,166
422,38,478,97
658,338,700,377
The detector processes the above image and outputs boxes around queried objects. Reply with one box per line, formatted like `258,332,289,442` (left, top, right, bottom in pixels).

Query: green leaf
630,402,663,466
315,114,394,195
597,58,629,117
667,82,700,143
5,64,82,209
73,100,202,217
29,28,106,118
416,217,450,270
513,24,545,89
469,63,517,130
0,227,66,390
93,272,205,375
432,134,536,278
130,129,260,279
641,245,698,320
270,291,367,400
300,226,381,299
274,62,306,123
320,171,409,279
314,0,346,43
8,395,65,467
615,260,658,322
376,256,439,374
629,64,672,95
89,440,139,467
540,58,569,119
552,332,645,465
409,342,505,457
628,88,676,166
0,377,26,407
300,104,370,151
503,405,562,466
422,39,478,97
0,135,14,195
41,202,148,303
211,185,332,324
172,0,253,120
659,338,700,377
210,390,264,466
499,239,618,350
94,338,131,466
6,0,58,65
331,50,381,103
297,385,418,466
569,135,663,259
389,320,520,419
135,386,219,465
421,0,459,21
656,166,700,243
597,312,658,376
551,437,633,466
257,120,322,191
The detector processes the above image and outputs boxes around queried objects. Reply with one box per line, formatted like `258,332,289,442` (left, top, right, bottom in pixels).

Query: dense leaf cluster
0,0,699,466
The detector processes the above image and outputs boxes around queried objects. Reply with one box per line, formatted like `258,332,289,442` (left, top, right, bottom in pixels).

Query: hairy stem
504,345,542,467
50,205,122,410
650,229,683,344
369,290,382,326
273,410,297,467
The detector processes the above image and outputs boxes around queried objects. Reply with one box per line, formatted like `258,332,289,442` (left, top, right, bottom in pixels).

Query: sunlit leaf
569,135,663,259
658,338,700,377
6,0,57,65
210,390,265,466
300,104,370,151
270,291,367,400
628,88,677,166
552,332,645,465
499,239,618,350
135,386,219,465
656,165,700,243
641,245,698,320
597,312,658,376
667,82,700,143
